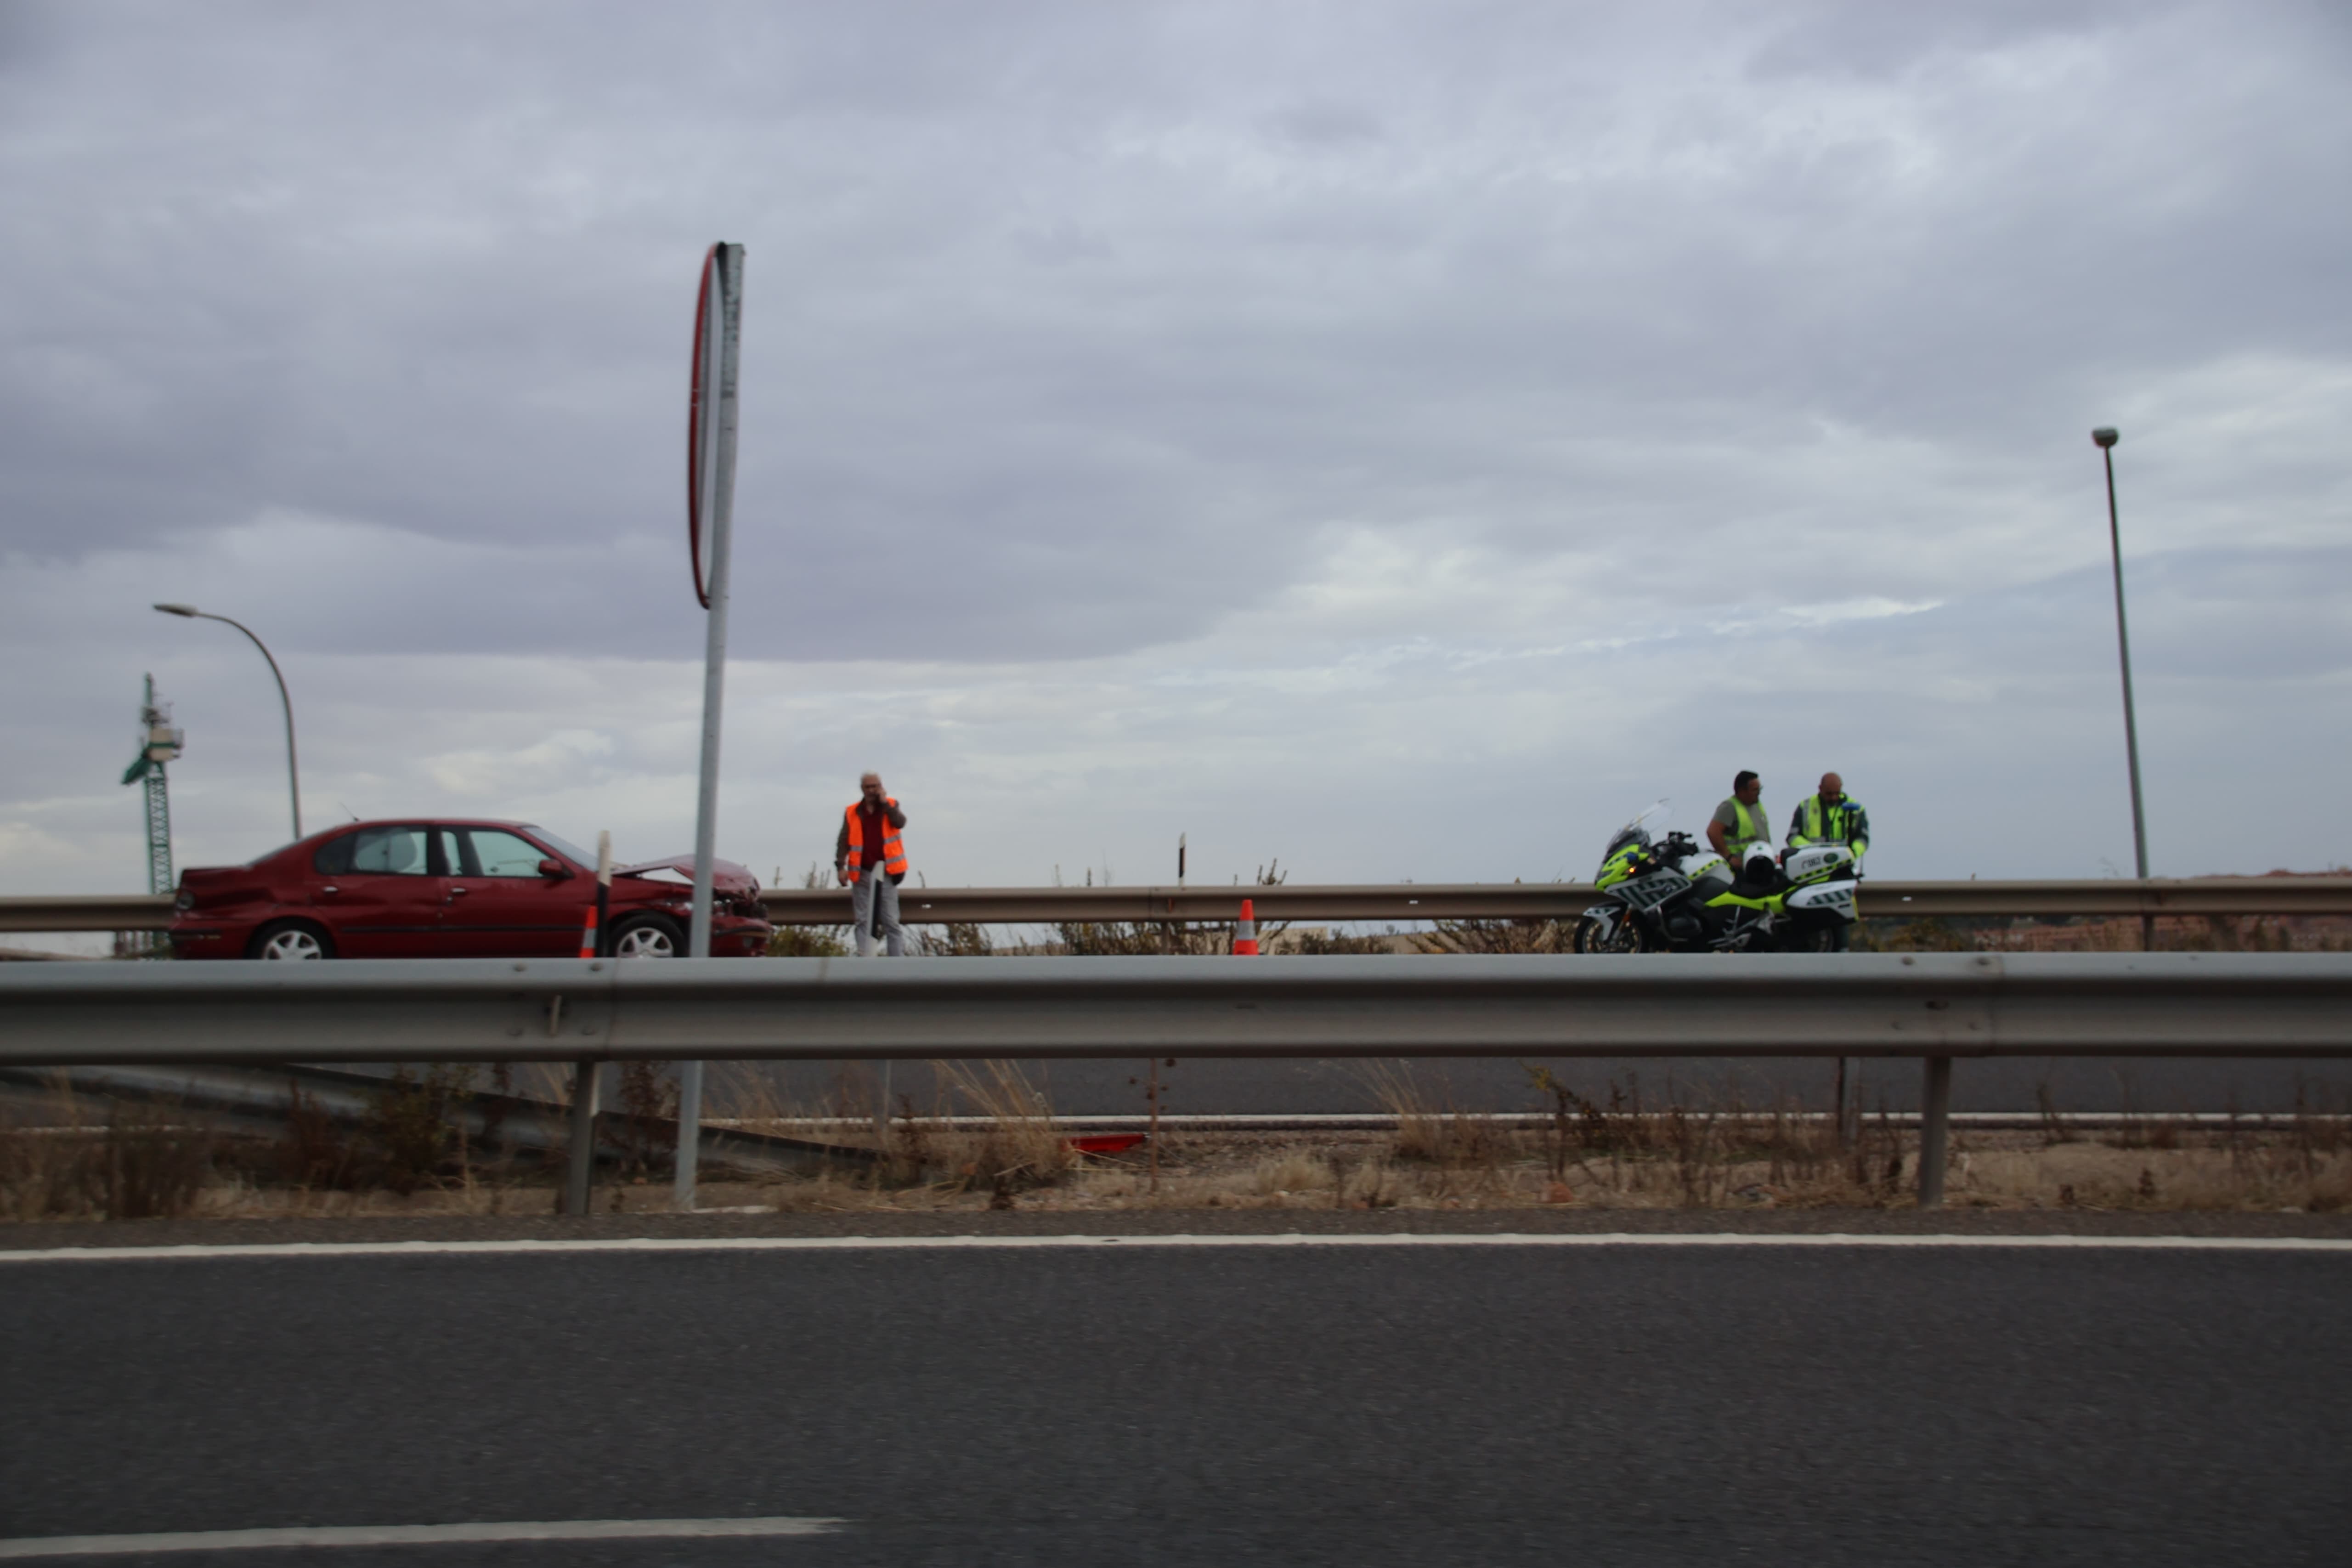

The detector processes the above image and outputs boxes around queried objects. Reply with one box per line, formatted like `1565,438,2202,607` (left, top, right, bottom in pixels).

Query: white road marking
0,1231,2347,1264
0,1517,841,1558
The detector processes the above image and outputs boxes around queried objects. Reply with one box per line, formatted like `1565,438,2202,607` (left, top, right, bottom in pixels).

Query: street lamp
2091,429,2153,950
153,604,303,841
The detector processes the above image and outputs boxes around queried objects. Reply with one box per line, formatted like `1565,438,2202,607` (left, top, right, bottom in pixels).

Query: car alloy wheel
256,928,327,960
612,923,679,959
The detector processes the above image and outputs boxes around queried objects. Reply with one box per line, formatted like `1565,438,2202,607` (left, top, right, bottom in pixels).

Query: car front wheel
249,920,334,960
609,913,683,958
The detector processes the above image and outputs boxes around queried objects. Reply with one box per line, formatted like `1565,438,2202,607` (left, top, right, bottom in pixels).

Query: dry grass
1865,912,2352,954
1422,917,1572,955
1048,862,1292,956
62,1125,2346,1219
715,1059,1078,1205
11,1059,2352,1220
768,863,853,957
0,1085,214,1220
1360,1063,1514,1174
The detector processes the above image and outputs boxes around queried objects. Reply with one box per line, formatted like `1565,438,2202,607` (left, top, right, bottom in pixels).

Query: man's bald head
1820,773,1844,798
860,772,884,803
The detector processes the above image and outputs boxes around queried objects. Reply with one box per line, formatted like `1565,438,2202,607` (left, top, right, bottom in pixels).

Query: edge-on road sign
687,243,744,609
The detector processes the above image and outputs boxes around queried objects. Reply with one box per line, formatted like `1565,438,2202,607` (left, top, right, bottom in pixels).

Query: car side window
313,834,355,875
345,826,432,875
438,828,481,877
466,829,556,877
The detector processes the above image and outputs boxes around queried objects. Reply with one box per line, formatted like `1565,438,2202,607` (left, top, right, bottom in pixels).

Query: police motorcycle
1572,802,1860,954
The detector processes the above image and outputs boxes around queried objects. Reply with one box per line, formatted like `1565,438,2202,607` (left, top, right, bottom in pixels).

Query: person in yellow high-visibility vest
834,772,909,957
1787,772,1870,871
1706,770,1771,867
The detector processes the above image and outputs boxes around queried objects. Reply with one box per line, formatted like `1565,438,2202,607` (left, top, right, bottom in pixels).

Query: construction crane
120,674,184,898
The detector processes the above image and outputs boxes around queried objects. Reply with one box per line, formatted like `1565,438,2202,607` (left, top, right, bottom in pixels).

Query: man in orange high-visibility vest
834,772,910,957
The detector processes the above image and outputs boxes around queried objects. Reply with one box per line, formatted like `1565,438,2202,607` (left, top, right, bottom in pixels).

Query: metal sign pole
677,243,744,1212
560,828,620,1217
2093,427,2154,950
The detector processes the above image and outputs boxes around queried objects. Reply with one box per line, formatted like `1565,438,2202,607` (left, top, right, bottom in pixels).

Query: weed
366,1065,475,1196
1055,861,1290,955
2035,1074,2075,1146
770,864,852,956
913,923,996,957
769,926,852,957
1287,926,1405,954
279,1079,358,1188
1254,1152,1335,1194
1425,917,1570,955
102,1099,212,1220
0,1084,104,1219
612,1062,680,1178
932,1060,1074,1194
1857,918,1977,952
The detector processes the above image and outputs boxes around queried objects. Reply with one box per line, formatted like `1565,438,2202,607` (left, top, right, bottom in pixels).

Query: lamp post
153,604,303,841
2090,429,2153,950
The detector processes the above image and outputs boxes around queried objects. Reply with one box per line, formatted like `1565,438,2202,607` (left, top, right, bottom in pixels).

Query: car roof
313,817,539,833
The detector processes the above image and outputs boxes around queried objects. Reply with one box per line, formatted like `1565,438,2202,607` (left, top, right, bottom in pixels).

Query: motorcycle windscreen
1597,799,1673,871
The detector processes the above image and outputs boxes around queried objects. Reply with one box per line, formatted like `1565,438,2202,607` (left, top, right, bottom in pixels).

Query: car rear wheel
249,920,334,960
609,913,683,959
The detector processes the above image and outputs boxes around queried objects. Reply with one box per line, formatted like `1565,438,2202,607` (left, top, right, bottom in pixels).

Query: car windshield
519,826,597,870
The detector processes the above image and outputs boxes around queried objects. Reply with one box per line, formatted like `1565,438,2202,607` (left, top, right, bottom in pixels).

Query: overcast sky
3,0,2347,910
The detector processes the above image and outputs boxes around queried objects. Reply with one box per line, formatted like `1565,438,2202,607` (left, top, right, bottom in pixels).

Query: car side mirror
538,859,572,879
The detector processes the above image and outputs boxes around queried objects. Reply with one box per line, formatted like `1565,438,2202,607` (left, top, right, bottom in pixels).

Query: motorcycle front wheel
1573,910,1647,954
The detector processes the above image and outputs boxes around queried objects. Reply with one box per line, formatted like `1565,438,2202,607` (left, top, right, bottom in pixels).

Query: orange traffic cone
577,906,599,959
1234,897,1259,956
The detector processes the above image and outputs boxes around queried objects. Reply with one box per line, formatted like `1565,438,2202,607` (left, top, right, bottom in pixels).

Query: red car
169,819,773,960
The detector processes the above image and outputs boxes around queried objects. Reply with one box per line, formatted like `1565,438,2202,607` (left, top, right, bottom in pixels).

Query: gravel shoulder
10,1204,2352,1251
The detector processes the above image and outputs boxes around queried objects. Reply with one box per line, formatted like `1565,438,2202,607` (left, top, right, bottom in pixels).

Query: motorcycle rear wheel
1785,923,1852,953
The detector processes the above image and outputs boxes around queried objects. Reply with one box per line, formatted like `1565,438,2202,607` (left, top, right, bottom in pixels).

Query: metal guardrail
0,894,176,933
775,877,2352,924
5,952,2345,1065
0,1061,873,1179
10,877,2348,934
8,951,2352,1211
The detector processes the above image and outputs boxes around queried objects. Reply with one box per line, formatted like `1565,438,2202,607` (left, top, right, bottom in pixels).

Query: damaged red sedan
168,819,773,960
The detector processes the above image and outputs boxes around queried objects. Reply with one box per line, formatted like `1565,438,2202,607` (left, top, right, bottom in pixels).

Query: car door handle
446,887,469,900
320,886,339,895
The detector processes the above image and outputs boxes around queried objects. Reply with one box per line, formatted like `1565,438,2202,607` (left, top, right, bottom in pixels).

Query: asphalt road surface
5,1237,2348,1565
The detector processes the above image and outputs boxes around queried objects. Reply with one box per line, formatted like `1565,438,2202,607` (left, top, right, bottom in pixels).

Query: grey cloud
1747,0,2130,79
0,0,2342,893
1264,102,1385,148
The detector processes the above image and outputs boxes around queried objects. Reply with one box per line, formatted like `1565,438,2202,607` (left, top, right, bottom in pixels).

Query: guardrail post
1917,1055,1953,1207
562,1059,600,1216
